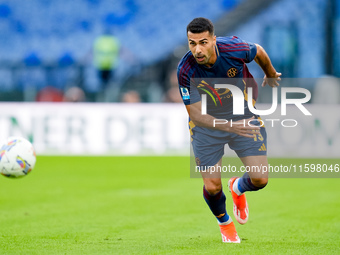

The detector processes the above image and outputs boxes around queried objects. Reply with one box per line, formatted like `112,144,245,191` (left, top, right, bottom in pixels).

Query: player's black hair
187,17,214,35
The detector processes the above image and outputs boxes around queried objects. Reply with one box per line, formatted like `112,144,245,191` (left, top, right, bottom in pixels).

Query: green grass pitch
0,156,339,255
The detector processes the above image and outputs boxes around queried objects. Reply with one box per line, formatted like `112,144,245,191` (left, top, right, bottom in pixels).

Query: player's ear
213,35,216,45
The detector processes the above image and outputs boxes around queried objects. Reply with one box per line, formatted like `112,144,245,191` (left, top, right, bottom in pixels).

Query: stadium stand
0,0,242,99
0,0,338,102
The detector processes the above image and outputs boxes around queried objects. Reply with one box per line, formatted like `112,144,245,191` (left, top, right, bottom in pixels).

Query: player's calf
237,172,267,193
203,186,230,223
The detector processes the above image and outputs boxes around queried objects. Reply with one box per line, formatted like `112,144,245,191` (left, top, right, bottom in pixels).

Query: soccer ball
0,137,36,178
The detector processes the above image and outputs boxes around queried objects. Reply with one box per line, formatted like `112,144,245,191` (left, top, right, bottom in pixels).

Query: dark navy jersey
177,36,259,121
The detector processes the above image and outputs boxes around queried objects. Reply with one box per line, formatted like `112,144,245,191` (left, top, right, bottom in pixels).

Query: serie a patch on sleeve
180,87,190,100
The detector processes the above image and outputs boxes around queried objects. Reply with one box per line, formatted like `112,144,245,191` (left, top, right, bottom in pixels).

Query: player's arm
185,102,259,138
254,44,282,87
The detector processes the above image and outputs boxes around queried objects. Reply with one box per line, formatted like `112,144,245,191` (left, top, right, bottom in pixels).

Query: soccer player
177,17,281,243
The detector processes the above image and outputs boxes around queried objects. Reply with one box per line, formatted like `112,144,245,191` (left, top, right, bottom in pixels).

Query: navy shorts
191,122,267,167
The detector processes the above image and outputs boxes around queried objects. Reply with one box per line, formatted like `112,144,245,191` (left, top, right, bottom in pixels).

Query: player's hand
261,72,282,87
227,116,261,138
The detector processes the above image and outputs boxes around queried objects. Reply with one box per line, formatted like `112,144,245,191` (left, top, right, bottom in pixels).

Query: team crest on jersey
180,87,190,100
227,67,238,77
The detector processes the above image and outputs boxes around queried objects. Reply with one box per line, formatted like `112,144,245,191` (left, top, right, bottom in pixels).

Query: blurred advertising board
0,103,338,158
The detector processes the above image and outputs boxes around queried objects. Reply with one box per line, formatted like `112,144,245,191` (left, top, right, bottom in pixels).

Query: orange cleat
228,177,249,224
219,221,241,243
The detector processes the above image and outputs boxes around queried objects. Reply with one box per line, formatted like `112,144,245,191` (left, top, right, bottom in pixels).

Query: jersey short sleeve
219,36,257,63
177,56,201,105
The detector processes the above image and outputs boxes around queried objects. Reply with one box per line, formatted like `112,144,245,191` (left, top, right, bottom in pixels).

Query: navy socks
237,172,266,193
203,186,230,224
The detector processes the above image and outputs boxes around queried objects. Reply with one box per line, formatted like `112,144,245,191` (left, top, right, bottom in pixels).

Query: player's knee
204,181,222,195
251,178,268,189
